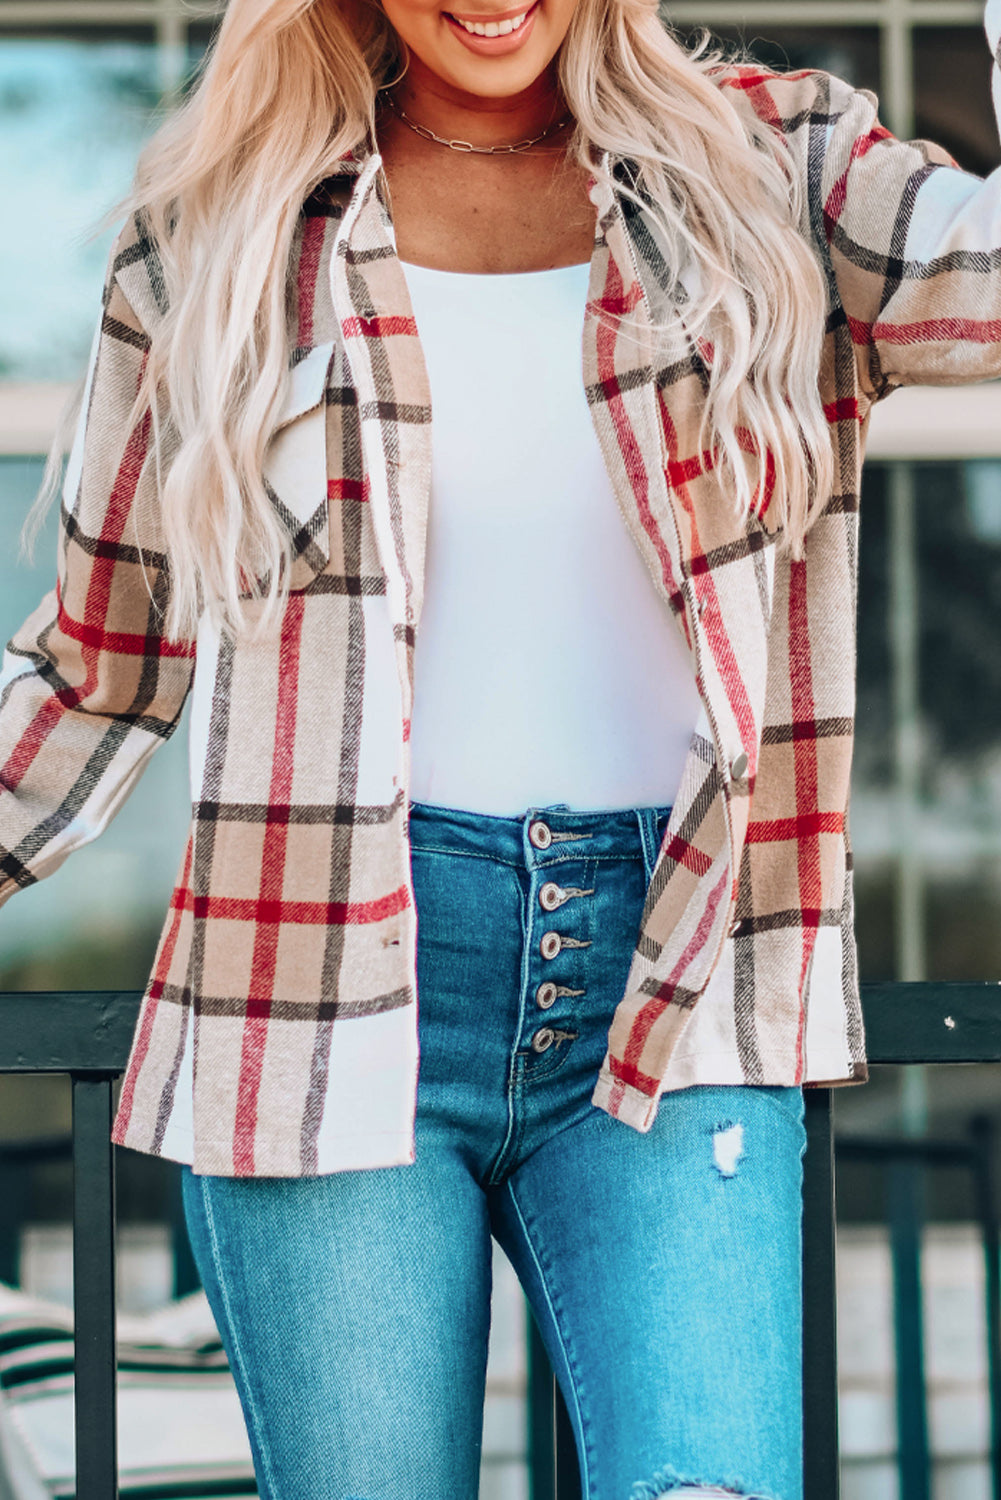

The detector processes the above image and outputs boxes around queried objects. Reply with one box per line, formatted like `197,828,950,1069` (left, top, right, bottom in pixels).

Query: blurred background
1,2,1000,1496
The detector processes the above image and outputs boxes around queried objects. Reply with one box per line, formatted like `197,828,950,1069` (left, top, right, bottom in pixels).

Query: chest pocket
261,340,335,590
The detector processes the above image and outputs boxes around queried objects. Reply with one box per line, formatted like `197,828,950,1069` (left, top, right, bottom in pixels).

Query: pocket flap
275,340,336,430
261,340,336,580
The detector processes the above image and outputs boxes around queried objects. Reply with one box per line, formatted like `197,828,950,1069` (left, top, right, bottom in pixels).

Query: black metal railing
835,1118,1001,1500
0,990,140,1500
2,982,1001,1499
531,981,1001,1500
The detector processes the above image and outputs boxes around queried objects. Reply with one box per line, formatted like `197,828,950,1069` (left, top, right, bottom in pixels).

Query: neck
389,57,566,149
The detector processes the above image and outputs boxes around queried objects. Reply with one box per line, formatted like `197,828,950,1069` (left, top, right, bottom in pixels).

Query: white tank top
402,257,701,816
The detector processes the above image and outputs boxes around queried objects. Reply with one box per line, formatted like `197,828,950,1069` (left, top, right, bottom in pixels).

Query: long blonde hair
32,0,832,641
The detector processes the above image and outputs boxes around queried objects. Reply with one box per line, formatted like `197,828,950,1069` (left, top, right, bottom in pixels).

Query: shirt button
729,751,749,781
729,917,747,938
540,931,562,960
528,820,552,849
536,981,558,1009
531,1028,556,1053
539,881,567,911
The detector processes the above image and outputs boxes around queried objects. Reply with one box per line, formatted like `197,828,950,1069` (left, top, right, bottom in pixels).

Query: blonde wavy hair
31,0,832,641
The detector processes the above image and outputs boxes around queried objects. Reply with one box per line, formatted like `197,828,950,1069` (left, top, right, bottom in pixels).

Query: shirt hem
592,1046,867,1131
113,1123,418,1177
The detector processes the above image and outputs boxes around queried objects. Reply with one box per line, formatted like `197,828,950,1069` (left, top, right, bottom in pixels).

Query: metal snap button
729,751,749,781
728,917,747,938
539,881,567,911
528,819,553,849
540,931,562,960
531,1028,556,1053
536,981,558,1010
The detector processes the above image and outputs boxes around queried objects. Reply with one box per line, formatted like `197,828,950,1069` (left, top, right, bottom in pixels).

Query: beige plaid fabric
3,19,1001,1173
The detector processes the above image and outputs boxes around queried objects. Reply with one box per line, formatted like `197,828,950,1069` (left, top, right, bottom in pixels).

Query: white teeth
453,10,527,35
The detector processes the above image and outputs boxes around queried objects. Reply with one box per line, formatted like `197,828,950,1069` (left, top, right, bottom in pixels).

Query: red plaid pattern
4,20,1001,1173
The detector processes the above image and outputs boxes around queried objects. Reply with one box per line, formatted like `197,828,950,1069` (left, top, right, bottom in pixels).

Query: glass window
914,26,997,175
853,459,1001,984
0,34,163,380
670,22,881,95
185,19,222,75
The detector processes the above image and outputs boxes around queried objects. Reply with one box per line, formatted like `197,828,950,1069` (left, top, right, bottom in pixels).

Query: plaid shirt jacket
4,16,1001,1175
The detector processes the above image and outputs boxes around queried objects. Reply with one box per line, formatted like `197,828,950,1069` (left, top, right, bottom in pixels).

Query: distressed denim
181,800,807,1500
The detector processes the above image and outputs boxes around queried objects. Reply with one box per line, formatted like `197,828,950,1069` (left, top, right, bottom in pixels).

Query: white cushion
0,1282,255,1498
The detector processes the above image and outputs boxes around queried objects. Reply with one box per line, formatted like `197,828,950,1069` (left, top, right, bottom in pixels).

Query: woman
4,0,1001,1490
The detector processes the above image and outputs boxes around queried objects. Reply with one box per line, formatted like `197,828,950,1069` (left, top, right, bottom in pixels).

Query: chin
449,61,551,96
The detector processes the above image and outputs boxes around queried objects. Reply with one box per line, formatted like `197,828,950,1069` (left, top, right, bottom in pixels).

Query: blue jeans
181,800,806,1500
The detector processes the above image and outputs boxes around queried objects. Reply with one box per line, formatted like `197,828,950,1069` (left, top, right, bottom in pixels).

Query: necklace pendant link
384,91,572,155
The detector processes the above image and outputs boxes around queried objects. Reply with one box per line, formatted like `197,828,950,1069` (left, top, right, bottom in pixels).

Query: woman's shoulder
706,57,878,143
104,172,358,342
96,206,166,338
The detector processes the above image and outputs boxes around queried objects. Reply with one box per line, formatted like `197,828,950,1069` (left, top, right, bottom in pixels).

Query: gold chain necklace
385,93,572,155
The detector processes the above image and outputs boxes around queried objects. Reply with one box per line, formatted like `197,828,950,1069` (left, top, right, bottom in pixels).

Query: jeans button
536,981,558,1009
529,819,552,849
531,1027,556,1053
539,881,566,911
540,931,562,960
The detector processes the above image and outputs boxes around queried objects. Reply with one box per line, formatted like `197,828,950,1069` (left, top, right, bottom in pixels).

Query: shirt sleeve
0,217,196,907
820,0,1001,395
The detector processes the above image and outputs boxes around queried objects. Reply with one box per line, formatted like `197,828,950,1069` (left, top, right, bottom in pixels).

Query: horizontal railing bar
860,981,1001,1064
0,984,999,1077
0,991,142,1073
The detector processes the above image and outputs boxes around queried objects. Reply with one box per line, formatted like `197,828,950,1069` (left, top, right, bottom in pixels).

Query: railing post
71,1074,118,1500
971,1115,1001,1500
525,1314,580,1500
889,1155,930,1500
803,1089,840,1500
527,1311,556,1500
553,1377,580,1500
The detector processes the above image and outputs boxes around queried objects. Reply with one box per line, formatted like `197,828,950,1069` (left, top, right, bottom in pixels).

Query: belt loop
636,808,661,885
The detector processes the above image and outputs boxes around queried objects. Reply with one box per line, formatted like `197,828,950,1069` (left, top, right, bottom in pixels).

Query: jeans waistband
407,799,673,876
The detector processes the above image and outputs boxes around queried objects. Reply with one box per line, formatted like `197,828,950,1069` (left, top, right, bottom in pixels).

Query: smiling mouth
444,1,537,36
448,9,528,33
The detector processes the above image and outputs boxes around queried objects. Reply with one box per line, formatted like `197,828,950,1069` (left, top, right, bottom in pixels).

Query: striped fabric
0,1284,254,1497
3,6,1001,1174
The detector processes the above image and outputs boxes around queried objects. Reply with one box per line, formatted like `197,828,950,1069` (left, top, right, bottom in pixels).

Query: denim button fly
406,798,674,1185
540,930,562,960
539,881,566,911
